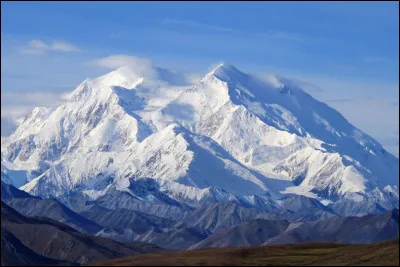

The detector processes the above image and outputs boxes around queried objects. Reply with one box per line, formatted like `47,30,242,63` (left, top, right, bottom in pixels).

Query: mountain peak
96,66,147,89
2,61,398,207
209,63,241,76
211,62,236,71
202,63,250,87
101,64,191,87
209,64,291,95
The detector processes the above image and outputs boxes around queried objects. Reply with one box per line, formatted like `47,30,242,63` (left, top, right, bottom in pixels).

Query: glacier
1,62,398,211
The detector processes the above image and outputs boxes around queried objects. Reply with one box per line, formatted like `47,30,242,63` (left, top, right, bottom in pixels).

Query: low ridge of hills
92,239,400,266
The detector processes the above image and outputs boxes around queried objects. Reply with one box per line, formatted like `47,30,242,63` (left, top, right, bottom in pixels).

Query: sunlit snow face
2,63,398,206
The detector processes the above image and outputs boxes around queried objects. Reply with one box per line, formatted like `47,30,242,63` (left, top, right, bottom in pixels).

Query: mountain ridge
1,63,398,214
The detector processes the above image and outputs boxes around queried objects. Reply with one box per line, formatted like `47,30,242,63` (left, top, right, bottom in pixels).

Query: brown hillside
92,239,399,266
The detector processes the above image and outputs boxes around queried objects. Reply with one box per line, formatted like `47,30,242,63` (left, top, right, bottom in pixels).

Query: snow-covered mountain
1,63,398,210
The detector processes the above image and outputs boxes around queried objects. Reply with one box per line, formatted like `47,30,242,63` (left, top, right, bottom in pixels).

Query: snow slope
1,63,398,208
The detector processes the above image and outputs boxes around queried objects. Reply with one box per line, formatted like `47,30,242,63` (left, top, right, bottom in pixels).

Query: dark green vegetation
93,239,399,266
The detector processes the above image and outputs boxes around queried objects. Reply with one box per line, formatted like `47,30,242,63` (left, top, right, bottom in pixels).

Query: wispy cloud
20,40,48,54
93,55,157,78
93,54,200,86
377,134,399,157
1,91,70,119
160,18,332,47
51,41,80,52
325,98,354,103
0,90,69,136
161,18,240,33
258,32,303,42
261,71,399,156
324,97,398,156
20,39,81,55
331,64,356,72
262,75,324,93
363,57,391,63
29,39,48,50
93,54,152,70
1,115,18,137
161,18,304,42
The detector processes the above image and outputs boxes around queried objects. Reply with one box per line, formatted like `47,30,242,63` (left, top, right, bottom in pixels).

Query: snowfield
1,63,398,209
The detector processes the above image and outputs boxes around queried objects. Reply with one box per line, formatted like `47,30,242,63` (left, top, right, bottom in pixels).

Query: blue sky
1,1,399,155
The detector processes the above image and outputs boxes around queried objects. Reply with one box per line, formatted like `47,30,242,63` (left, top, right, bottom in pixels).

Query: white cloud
1,105,37,119
1,91,68,106
185,73,203,83
60,92,73,101
20,48,47,55
93,54,158,79
1,115,18,137
269,76,324,93
207,61,225,72
1,91,69,121
51,41,80,52
20,39,81,55
93,54,198,86
29,39,49,50
20,40,48,55
94,55,152,69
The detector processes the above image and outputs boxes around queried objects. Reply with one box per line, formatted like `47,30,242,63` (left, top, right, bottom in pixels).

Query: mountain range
1,182,398,261
2,63,398,205
1,63,399,262
1,200,164,266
